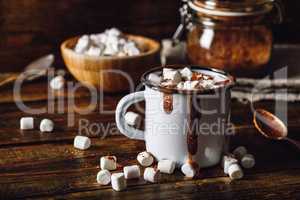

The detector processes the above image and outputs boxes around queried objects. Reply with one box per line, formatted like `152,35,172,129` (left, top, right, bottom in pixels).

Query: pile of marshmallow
222,146,256,180
148,67,216,90
74,28,141,57
73,133,199,191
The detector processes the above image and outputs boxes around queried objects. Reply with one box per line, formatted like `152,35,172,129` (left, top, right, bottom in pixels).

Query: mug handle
115,91,145,140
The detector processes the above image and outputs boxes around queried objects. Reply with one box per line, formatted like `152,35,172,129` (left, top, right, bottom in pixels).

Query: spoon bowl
253,109,300,150
253,109,288,140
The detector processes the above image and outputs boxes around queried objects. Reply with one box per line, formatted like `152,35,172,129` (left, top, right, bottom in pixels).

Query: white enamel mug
115,66,234,168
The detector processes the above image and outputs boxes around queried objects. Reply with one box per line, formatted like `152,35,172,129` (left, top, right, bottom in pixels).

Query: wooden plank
26,169,300,200
0,128,299,199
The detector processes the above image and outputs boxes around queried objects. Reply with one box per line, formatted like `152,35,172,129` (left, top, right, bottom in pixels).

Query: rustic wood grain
28,170,300,200
0,0,300,72
0,77,299,199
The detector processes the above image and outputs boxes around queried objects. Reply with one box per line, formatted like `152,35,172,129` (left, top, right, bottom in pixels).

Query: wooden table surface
0,78,299,200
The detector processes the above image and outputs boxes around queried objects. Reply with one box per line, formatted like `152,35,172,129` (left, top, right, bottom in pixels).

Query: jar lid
189,0,274,17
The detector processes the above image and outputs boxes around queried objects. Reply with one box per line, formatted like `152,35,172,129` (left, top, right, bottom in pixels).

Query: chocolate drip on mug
186,95,200,173
163,93,173,114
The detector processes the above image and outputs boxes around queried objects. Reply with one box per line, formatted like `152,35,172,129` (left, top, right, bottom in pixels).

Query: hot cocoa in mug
116,66,235,169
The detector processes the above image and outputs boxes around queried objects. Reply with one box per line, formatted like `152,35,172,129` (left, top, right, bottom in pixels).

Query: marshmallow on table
137,151,154,167
144,167,160,183
97,169,111,185
222,155,238,174
180,67,193,80
111,173,127,191
50,76,64,90
73,136,91,150
163,68,182,84
233,146,247,160
39,119,54,132
100,156,117,171
124,112,142,127
241,154,255,169
228,163,244,180
123,165,141,179
157,160,176,174
181,163,197,178
148,73,162,85
20,117,34,130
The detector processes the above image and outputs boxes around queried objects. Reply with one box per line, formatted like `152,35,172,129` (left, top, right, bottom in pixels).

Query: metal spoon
0,54,54,88
253,109,300,149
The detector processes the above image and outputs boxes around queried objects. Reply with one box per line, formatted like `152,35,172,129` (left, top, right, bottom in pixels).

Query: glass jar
176,0,283,76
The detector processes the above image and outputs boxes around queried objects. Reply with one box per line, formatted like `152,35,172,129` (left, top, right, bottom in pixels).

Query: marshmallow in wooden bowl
61,28,160,93
74,28,141,57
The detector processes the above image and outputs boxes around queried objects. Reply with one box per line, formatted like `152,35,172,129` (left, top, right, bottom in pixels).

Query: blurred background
0,0,299,72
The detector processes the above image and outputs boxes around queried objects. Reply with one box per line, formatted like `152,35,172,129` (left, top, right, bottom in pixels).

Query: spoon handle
285,138,300,150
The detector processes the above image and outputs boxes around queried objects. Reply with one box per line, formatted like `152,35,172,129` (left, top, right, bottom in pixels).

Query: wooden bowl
61,34,160,92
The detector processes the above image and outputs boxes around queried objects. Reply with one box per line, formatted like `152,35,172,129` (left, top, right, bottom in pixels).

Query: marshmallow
75,35,90,53
181,163,197,178
228,163,244,180
50,76,64,90
74,28,140,57
233,146,248,160
157,160,176,174
137,151,154,167
123,42,140,56
161,80,177,88
163,69,182,84
73,136,91,150
124,112,142,127
201,79,215,89
103,44,118,56
100,156,117,171
39,119,54,132
111,173,126,191
123,165,141,179
144,167,160,183
97,169,111,185
85,46,103,56
148,73,162,85
222,155,238,174
241,154,255,169
180,67,193,80
185,81,200,90
20,117,34,130
105,27,121,37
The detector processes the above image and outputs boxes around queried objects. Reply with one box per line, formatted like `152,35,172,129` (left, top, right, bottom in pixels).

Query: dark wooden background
0,0,299,72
